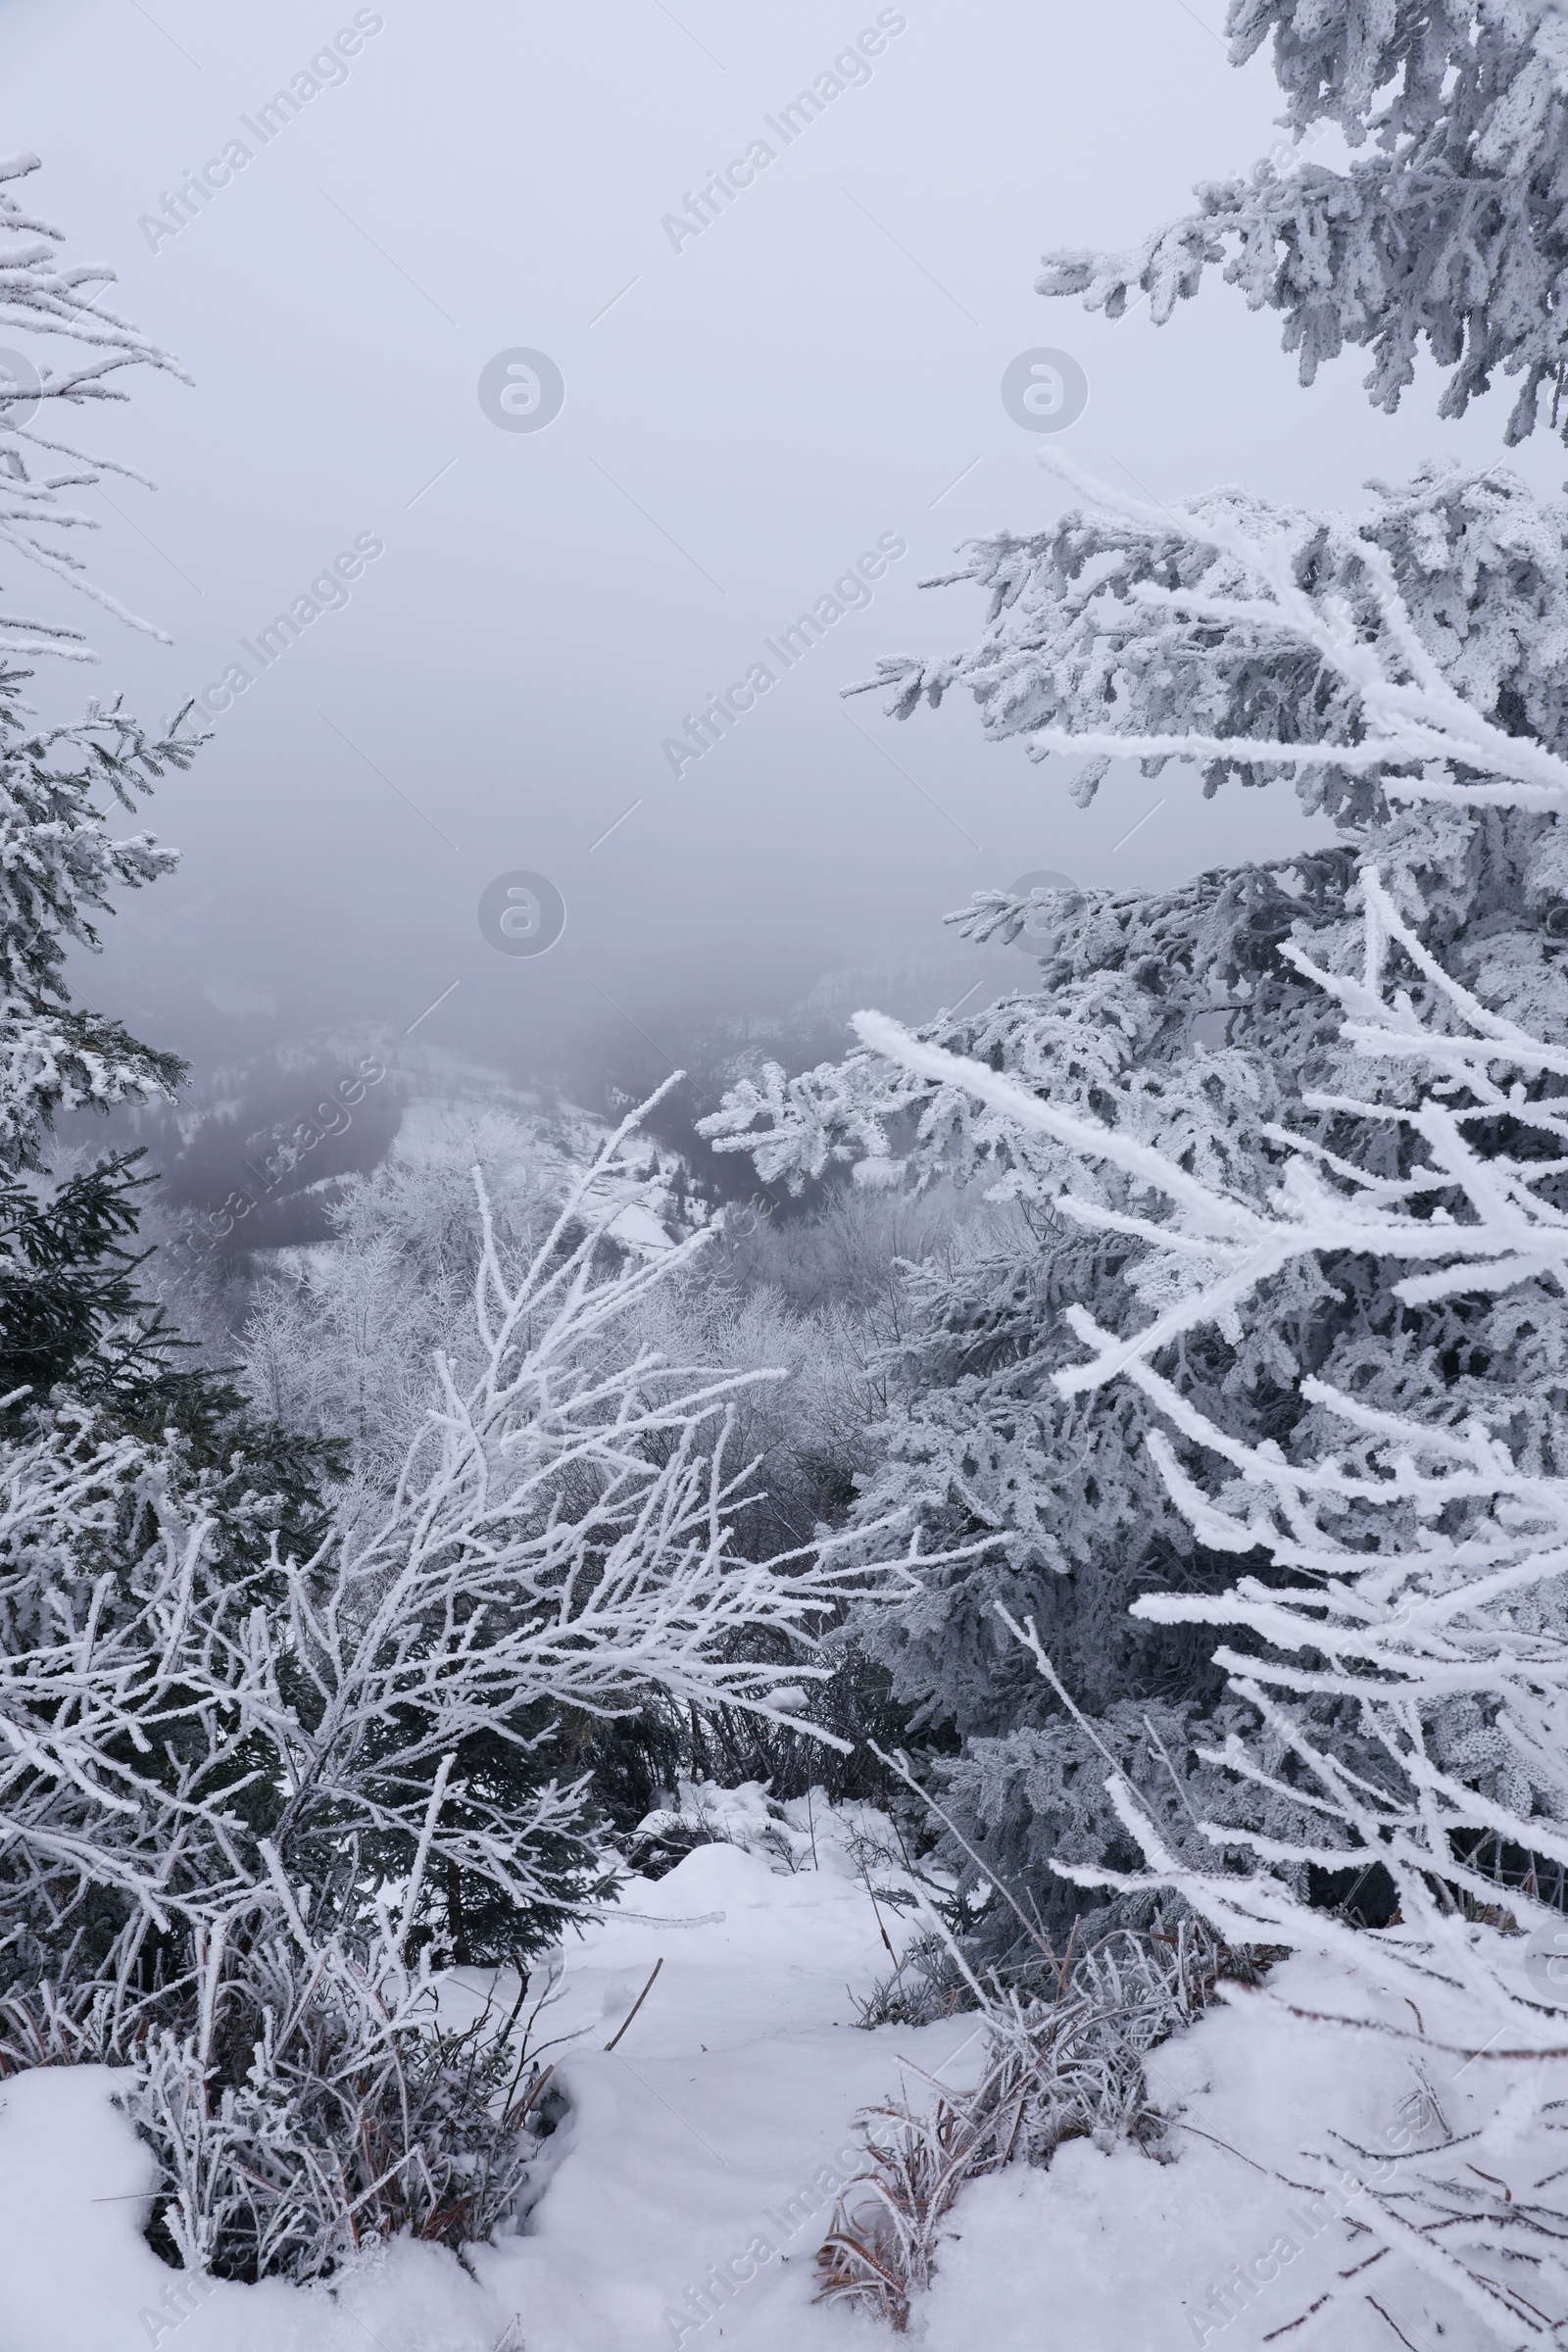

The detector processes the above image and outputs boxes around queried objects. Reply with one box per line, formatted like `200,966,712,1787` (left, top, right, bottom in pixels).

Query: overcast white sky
9,0,1563,1082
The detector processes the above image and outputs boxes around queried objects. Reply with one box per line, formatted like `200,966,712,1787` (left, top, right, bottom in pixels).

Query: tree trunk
446,1858,469,1966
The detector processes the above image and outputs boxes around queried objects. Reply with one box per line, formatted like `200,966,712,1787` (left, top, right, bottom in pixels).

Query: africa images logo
1001,348,1089,433
477,871,567,957
477,349,565,433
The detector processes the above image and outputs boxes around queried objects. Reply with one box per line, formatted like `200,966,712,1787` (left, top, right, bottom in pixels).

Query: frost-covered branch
855,458,1568,820
0,682,197,1169
0,151,187,657
253,1133,929,1908
858,876,1568,2062
0,157,200,1168
1042,1,1568,448
0,1107,935,1981
855,864,1568,1380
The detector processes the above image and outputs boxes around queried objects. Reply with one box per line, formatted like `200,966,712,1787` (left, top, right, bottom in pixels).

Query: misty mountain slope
230,1066,997,1590
116,1041,702,1264
231,1073,709,1489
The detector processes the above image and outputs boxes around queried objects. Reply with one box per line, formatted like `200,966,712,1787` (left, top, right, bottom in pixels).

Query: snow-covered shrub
124,1916,549,2282
818,1918,1236,2328
0,1396,332,2001
1,1889,559,2282
245,1133,1001,1820
0,1111,956,2280
243,1114,935,1964
3,1085,945,1976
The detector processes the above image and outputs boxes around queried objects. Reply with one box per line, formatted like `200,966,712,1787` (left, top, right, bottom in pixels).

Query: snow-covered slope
0,1792,1505,2352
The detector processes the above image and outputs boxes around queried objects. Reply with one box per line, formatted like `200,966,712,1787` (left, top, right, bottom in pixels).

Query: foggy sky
9,0,1563,1088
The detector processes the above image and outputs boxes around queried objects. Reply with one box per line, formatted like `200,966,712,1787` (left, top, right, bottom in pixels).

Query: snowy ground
0,1788,1511,2352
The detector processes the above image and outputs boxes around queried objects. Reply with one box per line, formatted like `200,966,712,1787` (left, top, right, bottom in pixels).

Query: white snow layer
0,1788,1500,2351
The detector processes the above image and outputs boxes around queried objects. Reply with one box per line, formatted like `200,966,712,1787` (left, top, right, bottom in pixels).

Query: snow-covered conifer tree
701,0,1568,1989
0,151,196,1173
853,866,1568,2331
1042,0,1568,446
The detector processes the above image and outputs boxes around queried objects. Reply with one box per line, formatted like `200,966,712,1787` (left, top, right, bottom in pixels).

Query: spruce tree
702,0,1568,1975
